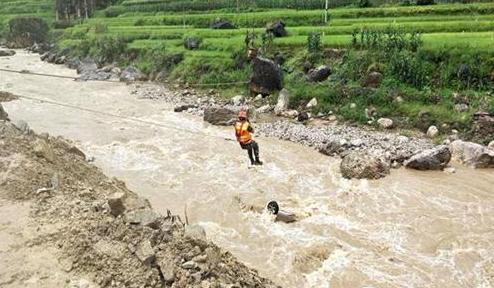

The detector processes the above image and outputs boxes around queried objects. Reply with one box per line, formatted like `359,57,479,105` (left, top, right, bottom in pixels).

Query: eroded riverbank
2,50,494,287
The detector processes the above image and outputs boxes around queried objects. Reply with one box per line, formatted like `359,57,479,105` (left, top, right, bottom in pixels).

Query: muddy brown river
1,50,494,287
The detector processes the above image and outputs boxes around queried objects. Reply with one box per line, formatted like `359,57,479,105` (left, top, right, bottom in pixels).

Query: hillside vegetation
1,0,494,136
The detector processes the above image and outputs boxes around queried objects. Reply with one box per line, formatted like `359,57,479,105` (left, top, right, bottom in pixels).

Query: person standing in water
235,110,263,166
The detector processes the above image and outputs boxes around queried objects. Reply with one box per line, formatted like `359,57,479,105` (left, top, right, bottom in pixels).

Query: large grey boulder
203,107,236,126
79,70,112,81
125,209,161,229
120,66,147,82
211,20,235,29
308,65,331,82
274,89,290,115
76,57,97,74
0,104,8,121
449,140,494,168
248,57,283,95
266,20,287,37
404,145,451,170
340,152,390,179
0,49,15,57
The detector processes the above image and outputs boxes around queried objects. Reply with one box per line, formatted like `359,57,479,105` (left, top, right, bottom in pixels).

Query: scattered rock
426,125,439,138
340,152,390,179
120,66,147,82
14,120,30,134
203,107,236,126
69,278,90,288
306,98,318,108
79,70,112,81
158,260,176,284
449,140,494,168
135,240,155,266
184,37,201,50
274,89,290,115
297,112,309,122
377,118,394,129
0,104,8,121
282,110,298,118
308,65,331,82
248,56,283,95
350,103,357,109
489,141,494,150
33,138,55,163
231,95,245,106
256,105,272,114
182,261,197,269
0,49,15,57
363,71,383,88
184,224,207,241
469,111,494,145
174,104,198,112
454,103,469,112
68,146,86,159
107,192,126,216
404,145,451,170
211,20,235,29
319,140,344,156
125,209,161,229
266,20,287,37
444,167,456,174
76,57,98,75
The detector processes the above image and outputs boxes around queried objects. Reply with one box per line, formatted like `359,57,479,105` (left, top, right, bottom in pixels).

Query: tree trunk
84,0,89,19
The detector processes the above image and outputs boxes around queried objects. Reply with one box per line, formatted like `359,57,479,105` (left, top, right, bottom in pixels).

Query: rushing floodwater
2,51,494,288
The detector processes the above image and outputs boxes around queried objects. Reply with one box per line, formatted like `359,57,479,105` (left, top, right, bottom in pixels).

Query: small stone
426,125,439,138
274,89,290,115
454,103,469,112
254,94,263,101
158,260,175,284
377,118,394,129
182,261,197,269
488,141,494,150
184,224,207,241
444,167,456,173
125,209,161,229
193,254,208,263
256,105,272,114
350,139,363,147
107,192,126,216
33,138,55,163
350,103,357,109
231,95,245,106
69,279,90,288
306,97,318,108
135,240,155,266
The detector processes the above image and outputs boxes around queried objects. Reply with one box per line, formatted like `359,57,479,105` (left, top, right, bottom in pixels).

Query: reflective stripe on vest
235,122,252,144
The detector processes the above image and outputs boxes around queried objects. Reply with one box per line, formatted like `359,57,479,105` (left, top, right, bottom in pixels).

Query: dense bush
7,17,49,47
416,0,435,5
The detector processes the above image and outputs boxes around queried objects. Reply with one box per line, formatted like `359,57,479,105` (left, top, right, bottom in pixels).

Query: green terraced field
0,0,54,35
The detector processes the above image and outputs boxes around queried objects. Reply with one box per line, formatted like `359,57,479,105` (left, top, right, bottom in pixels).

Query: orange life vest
235,121,252,145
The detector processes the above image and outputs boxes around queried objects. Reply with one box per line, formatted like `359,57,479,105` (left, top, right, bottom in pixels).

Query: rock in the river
203,107,236,126
308,65,331,82
404,145,451,170
120,66,147,82
33,138,55,163
0,104,8,121
319,140,344,156
174,104,198,112
211,20,235,29
363,71,383,88
248,56,283,95
377,118,394,129
449,140,494,168
0,49,15,57
266,20,287,37
76,57,97,74
340,152,390,179
274,89,290,115
426,125,439,138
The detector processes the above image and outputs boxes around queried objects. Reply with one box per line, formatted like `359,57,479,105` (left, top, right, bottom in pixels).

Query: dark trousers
240,141,260,164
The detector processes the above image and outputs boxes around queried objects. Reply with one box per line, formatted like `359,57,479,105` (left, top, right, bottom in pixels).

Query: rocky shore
0,100,278,288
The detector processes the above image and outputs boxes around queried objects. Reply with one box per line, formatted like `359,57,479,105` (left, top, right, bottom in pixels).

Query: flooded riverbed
1,50,493,287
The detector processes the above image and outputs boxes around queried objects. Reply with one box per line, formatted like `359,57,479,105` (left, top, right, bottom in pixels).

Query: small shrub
93,22,108,34
53,21,75,29
89,36,127,63
307,32,321,54
416,0,435,5
7,17,49,48
357,0,372,8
